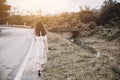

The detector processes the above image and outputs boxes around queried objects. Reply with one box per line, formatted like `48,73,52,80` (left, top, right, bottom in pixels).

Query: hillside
41,32,119,80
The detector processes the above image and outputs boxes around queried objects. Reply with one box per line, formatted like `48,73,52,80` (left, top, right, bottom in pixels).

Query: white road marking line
14,36,34,80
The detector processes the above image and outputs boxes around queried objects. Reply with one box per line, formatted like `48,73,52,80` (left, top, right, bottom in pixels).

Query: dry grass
43,32,118,80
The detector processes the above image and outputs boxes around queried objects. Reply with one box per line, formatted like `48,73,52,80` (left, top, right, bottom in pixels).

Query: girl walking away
33,21,48,76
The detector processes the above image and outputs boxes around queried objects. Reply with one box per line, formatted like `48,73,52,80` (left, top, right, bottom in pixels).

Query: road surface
0,27,34,80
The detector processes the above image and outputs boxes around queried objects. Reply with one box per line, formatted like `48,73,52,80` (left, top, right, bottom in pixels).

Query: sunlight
7,0,113,15
8,0,72,15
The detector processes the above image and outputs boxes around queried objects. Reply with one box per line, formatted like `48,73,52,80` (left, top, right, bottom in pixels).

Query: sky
7,0,120,15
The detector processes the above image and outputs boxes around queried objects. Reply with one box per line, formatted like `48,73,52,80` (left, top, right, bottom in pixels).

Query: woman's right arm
44,35,48,53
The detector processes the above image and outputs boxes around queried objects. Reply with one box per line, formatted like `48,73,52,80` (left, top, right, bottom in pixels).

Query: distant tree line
0,0,11,24
1,0,120,29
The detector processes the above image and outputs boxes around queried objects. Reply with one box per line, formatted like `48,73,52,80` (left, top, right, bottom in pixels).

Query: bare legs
37,64,44,71
37,63,44,76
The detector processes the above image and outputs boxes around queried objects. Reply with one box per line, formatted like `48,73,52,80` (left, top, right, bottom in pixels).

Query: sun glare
8,0,72,15
7,0,110,15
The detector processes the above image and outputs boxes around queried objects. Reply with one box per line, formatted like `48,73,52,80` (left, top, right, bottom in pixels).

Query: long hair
35,22,47,36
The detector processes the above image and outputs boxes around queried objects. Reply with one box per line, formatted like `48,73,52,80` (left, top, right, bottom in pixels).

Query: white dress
34,35,47,64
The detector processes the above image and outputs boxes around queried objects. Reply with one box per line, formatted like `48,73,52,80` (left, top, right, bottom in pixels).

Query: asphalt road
0,27,33,80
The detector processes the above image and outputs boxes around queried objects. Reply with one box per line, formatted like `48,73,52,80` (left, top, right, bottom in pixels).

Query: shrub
104,23,113,28
107,31,120,41
89,22,96,29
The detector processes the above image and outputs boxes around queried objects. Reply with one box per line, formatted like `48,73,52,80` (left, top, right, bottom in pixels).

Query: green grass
43,32,118,80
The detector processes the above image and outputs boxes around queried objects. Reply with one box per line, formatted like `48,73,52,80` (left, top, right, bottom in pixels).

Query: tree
79,6,99,24
0,0,11,24
100,0,120,25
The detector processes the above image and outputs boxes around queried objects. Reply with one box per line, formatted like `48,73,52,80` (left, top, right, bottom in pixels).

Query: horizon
7,0,120,15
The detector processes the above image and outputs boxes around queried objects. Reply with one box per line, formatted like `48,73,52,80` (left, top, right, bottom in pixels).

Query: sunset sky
7,0,120,15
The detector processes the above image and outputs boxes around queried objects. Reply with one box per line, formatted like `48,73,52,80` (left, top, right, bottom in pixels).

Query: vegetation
0,0,11,24
79,6,99,24
100,0,120,26
42,32,119,80
7,0,120,28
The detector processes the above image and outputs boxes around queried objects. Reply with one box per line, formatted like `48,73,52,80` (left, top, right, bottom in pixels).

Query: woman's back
35,35,47,41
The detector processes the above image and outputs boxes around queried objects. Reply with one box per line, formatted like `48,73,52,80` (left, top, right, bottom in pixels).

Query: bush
111,65,120,80
89,22,96,29
104,23,113,28
79,9,99,24
104,20,120,29
107,31,120,41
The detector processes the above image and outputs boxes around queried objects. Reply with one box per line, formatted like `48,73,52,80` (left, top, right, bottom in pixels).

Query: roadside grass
43,32,117,80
